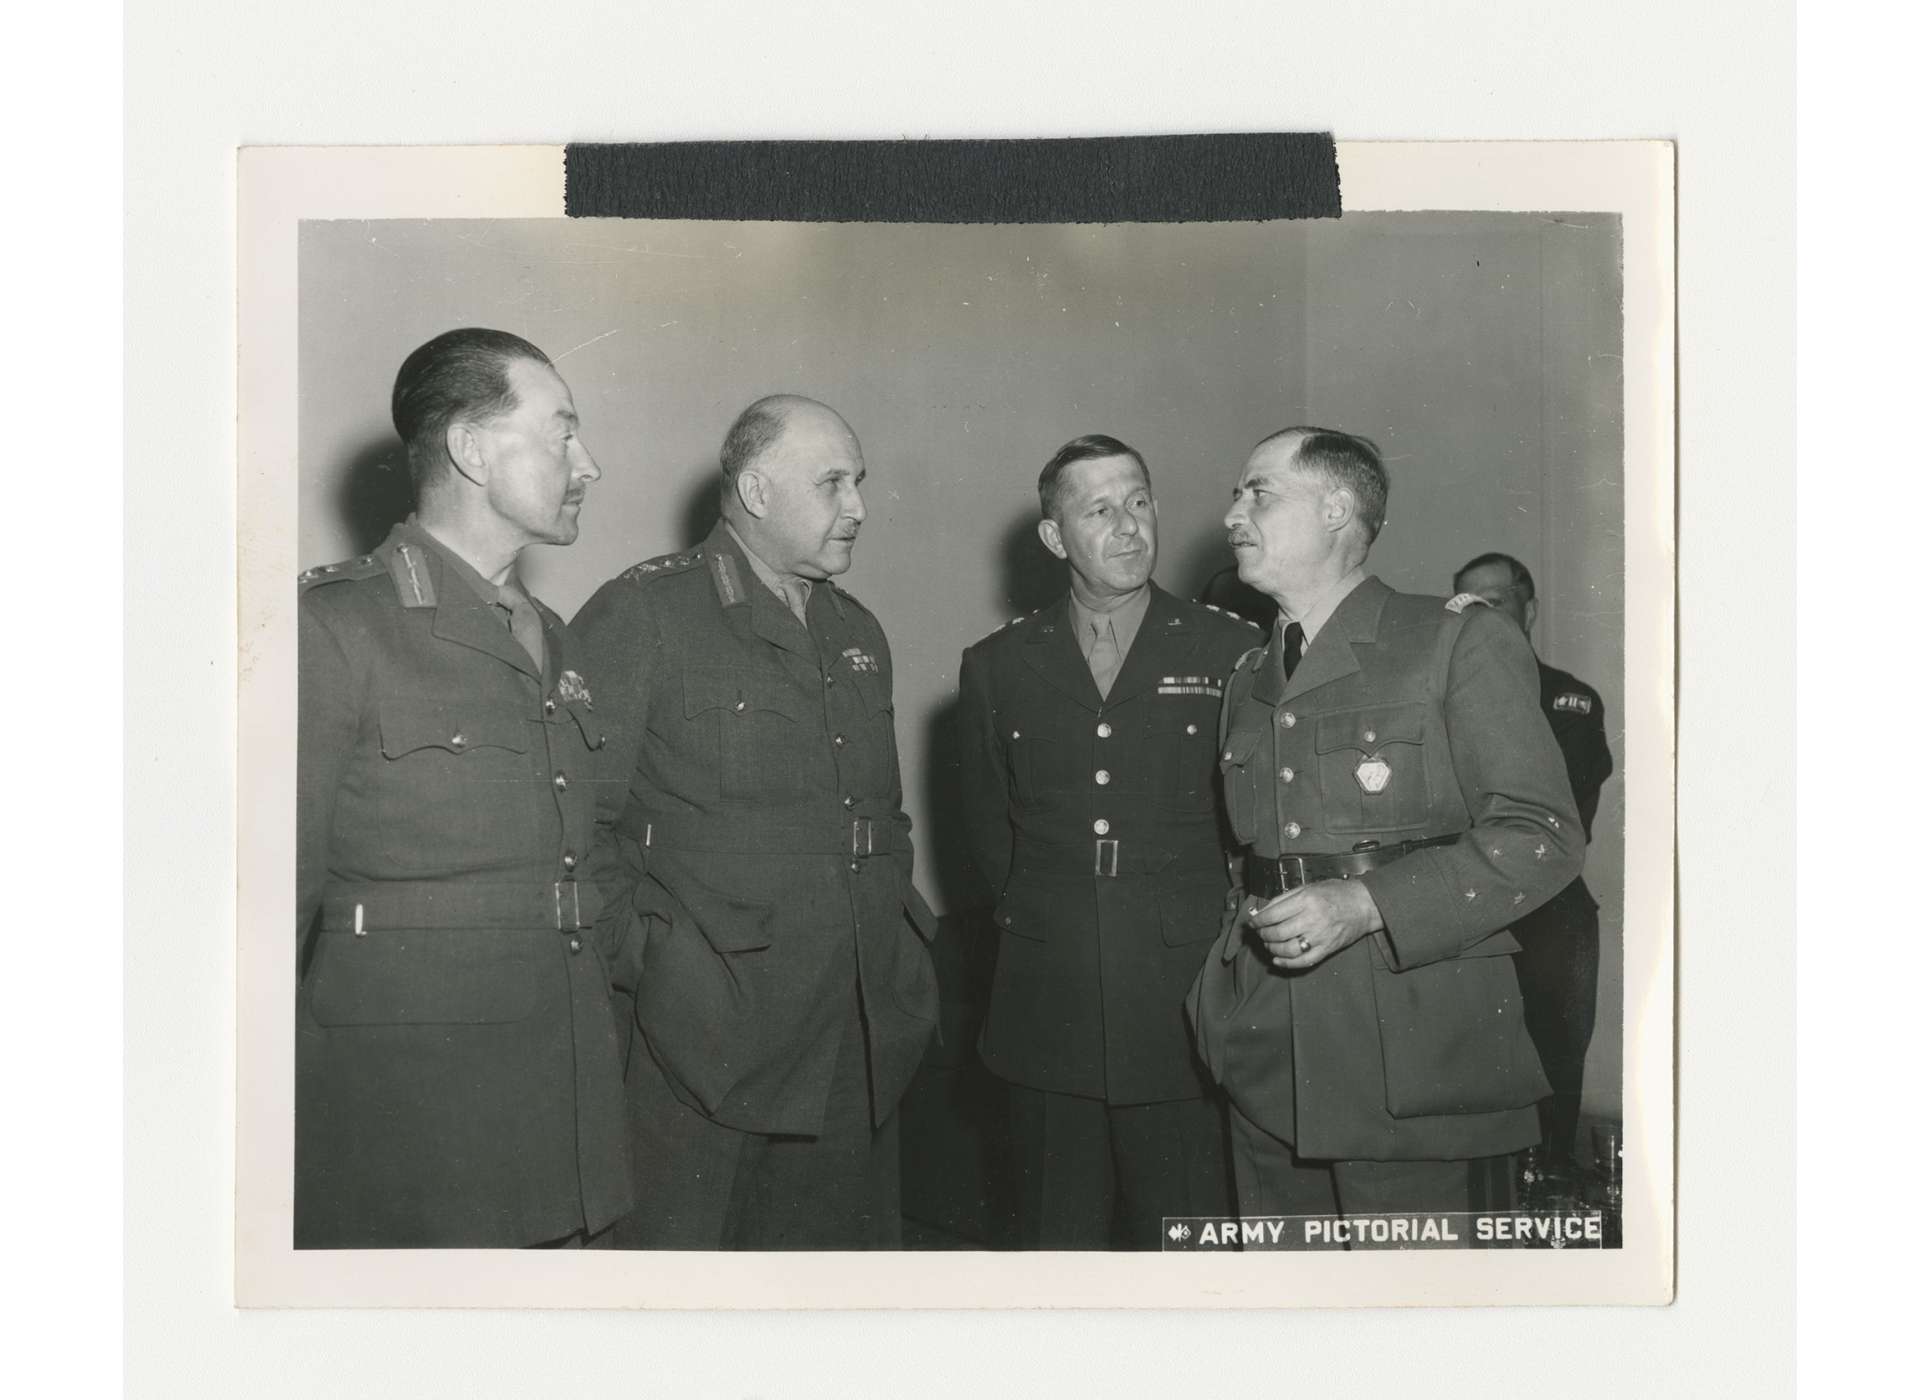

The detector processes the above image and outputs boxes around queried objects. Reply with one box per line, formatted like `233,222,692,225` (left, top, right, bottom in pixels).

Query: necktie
1280,621,1305,682
1085,616,1122,698
495,579,548,677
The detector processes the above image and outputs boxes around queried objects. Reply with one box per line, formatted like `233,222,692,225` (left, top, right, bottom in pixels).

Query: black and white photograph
236,141,1675,1307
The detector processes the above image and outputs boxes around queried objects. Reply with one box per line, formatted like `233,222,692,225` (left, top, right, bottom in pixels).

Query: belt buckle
1277,855,1306,892
851,817,875,858
1094,838,1119,878
553,880,583,931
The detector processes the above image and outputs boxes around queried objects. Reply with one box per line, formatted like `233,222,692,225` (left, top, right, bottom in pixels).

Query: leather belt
1245,835,1461,899
318,879,598,933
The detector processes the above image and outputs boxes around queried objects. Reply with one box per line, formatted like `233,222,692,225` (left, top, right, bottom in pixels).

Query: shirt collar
723,520,812,608
1067,583,1152,662
1284,566,1369,646
401,516,517,608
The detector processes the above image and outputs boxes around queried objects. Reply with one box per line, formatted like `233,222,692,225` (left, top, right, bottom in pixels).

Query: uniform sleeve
296,595,362,948
1563,692,1615,839
956,644,1013,902
570,581,658,981
1361,608,1586,972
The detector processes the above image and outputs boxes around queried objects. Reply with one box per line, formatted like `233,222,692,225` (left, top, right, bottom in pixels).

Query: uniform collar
1281,566,1370,647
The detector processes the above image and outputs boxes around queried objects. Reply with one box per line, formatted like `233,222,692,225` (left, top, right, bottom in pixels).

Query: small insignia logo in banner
1553,693,1593,714
1156,674,1223,697
556,670,593,706
1355,755,1393,794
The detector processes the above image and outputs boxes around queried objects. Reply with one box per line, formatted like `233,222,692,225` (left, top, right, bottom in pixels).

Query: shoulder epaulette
1232,643,1266,675
1444,591,1490,614
620,548,704,584
983,610,1037,640
298,553,384,590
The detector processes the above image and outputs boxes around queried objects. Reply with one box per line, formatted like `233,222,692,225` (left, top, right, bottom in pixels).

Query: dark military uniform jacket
295,520,634,1248
1187,577,1586,1161
1537,660,1614,914
570,522,939,1138
957,585,1262,1105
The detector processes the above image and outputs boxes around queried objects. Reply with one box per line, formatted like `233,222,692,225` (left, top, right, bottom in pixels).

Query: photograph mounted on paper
235,141,1675,1308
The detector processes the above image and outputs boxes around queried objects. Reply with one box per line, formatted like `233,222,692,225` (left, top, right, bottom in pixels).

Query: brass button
544,699,557,715
1284,821,1302,839
843,795,855,808
1093,819,1110,836
733,699,747,713
553,772,568,791
562,851,577,870
1096,722,1112,739
1363,729,1377,744
449,732,467,750
834,733,847,748
825,675,835,686
568,937,582,953
1094,769,1111,786
1010,730,1021,740
1185,723,1198,736
849,860,861,873
1279,767,1295,783
1280,712,1297,728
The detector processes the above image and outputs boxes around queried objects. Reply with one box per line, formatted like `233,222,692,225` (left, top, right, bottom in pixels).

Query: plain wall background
299,212,1626,1116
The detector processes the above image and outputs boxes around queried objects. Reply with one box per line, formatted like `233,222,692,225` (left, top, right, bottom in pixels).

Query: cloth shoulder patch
620,548,704,584
1444,591,1490,614
1552,692,1594,714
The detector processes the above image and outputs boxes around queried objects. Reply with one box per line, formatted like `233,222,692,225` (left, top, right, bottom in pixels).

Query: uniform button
1185,723,1198,736
833,733,847,747
1096,722,1112,738
1363,729,1377,744
1093,819,1110,836
568,937,582,953
1010,730,1021,740
849,860,861,873
553,772,568,791
562,851,577,870
1280,712,1297,728
843,795,855,808
825,675,836,686
544,699,557,715
1223,750,1234,761
1284,821,1302,839
1279,767,1295,783
449,732,467,750
1094,769,1111,786
733,699,747,713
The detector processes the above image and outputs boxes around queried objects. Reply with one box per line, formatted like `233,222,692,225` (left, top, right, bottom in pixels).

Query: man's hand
1245,879,1384,972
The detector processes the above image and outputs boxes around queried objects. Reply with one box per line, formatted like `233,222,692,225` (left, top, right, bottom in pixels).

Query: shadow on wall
335,434,415,555
675,463,722,547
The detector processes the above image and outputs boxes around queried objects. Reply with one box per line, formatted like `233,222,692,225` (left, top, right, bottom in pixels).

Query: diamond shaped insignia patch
1354,755,1393,794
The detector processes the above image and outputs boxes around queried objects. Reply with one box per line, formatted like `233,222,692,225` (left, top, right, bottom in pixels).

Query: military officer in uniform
572,394,938,1250
296,328,633,1247
1187,427,1586,1220
957,434,1258,1248
1453,551,1614,1173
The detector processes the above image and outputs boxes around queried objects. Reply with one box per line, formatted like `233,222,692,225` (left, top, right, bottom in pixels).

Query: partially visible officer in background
572,395,938,1250
295,328,633,1248
957,434,1259,1248
1188,427,1585,1220
1453,551,1615,1173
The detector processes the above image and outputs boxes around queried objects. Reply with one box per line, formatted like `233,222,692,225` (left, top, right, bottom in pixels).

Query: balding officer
1188,427,1585,1222
957,434,1258,1248
573,395,938,1249
296,327,632,1247
1453,551,1614,1174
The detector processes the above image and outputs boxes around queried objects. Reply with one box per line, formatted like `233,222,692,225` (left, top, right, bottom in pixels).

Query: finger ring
1297,935,1312,953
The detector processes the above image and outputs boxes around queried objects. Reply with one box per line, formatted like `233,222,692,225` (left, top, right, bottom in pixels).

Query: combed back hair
1037,434,1151,521
1257,426,1390,541
1453,551,1535,602
718,396,804,493
391,328,553,492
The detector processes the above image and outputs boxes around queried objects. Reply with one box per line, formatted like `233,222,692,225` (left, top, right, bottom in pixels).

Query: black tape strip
563,134,1340,223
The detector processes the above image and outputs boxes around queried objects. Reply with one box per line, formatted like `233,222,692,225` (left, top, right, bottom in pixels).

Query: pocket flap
991,893,1046,942
682,666,804,721
1218,724,1266,771
378,703,529,758
1313,703,1426,755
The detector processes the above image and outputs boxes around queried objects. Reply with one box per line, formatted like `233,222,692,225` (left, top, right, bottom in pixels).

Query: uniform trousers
1512,885,1601,1163
611,994,902,1250
1004,1084,1231,1249
1227,1103,1479,1229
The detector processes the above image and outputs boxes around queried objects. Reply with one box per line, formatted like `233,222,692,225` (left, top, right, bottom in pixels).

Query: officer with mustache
957,434,1260,1248
573,395,939,1249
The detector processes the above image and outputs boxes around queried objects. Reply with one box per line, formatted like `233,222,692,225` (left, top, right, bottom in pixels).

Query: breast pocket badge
1354,754,1393,794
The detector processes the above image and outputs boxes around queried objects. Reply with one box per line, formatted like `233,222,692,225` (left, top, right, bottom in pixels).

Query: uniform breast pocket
1313,703,1433,834
375,702,536,859
1147,705,1222,812
1218,722,1269,847
683,666,809,799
